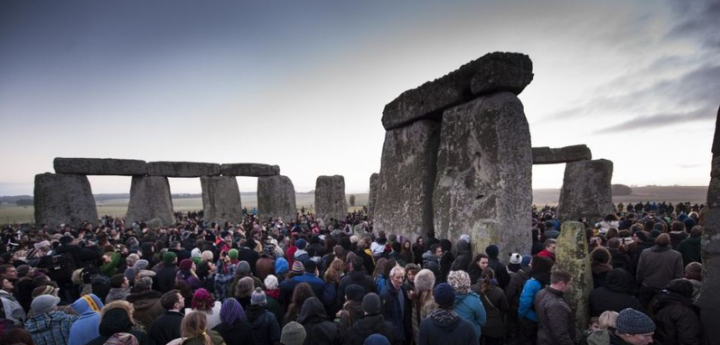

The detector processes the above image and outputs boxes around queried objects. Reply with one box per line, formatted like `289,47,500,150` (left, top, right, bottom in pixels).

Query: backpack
39,252,77,284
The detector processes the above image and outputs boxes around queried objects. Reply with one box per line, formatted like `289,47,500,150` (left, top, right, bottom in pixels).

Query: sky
1,0,718,196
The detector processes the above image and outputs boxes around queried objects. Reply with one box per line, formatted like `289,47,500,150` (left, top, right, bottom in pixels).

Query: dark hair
550,269,573,284
590,247,612,265
284,282,314,324
690,226,702,238
607,238,621,249
685,262,702,281
543,238,556,248
109,274,126,289
160,289,182,310
3,328,36,345
655,233,671,246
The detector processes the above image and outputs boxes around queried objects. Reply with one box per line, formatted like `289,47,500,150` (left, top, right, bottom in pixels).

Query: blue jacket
379,280,412,343
68,294,104,345
280,273,328,302
454,292,486,338
518,278,542,322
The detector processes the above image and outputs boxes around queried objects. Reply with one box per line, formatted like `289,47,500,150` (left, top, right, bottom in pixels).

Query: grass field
0,186,707,224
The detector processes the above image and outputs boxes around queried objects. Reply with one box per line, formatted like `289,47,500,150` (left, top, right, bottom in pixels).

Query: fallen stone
531,145,591,164
555,221,593,331
433,92,532,259
368,173,379,220
314,175,348,222
257,175,297,223
382,52,533,130
126,176,174,226
34,173,98,229
374,120,441,239
201,176,242,224
147,161,220,177
557,159,614,223
611,184,633,196
221,163,280,177
54,158,147,175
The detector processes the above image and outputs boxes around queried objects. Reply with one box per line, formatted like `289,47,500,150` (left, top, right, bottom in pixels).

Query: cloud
594,108,712,134
665,0,720,50
676,163,705,169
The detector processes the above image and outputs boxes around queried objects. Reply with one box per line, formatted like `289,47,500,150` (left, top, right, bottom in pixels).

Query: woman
263,275,284,325
467,254,489,286
398,240,414,267
590,247,613,289
177,259,203,290
372,258,388,292
411,237,425,266
212,299,255,345
448,270,486,340
185,288,222,331
297,297,340,345
474,268,510,345
234,276,256,310
168,311,225,345
283,282,315,325
323,258,344,315
412,269,437,345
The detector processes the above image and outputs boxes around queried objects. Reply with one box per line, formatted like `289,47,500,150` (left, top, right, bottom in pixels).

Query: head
191,288,215,312
405,264,419,283
251,287,267,306
220,298,245,325
550,269,573,293
160,289,185,311
264,274,279,290
0,264,18,281
291,282,315,305
543,238,557,253
110,274,129,289
591,247,612,265
473,253,489,270
414,269,436,292
362,292,382,315
281,321,307,345
389,265,405,289
433,283,456,309
181,311,210,340
614,308,655,345
447,270,471,294
236,277,256,298
655,233,671,246
1,278,13,292
597,310,619,330
684,262,702,281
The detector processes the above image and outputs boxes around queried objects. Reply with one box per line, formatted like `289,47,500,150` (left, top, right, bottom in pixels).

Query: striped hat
291,261,305,274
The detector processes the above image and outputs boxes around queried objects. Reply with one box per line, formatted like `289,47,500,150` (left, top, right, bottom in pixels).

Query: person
126,277,165,331
186,288,222,330
450,240,472,273
339,256,375,305
263,274,284,325
518,255,554,345
85,300,152,345
677,226,701,267
280,260,328,303
171,311,225,345
284,282,315,325
412,237,425,266
149,290,185,345
281,321,307,345
297,296,341,345
467,254,489,291
212,298,256,345
683,262,702,302
590,247,613,289
106,274,131,303
473,268,510,345
177,259,203,290
485,245,510,289
651,279,701,345
2,328,38,345
0,277,26,326
379,265,412,345
335,284,366,333
636,233,683,309
345,293,395,345
504,255,531,345
578,311,618,345
536,239,556,262
419,283,479,345
422,244,442,281
68,294,104,345
25,294,78,345
609,308,655,345
535,269,575,345
588,268,643,317
246,287,281,345
157,251,179,293
448,270,486,341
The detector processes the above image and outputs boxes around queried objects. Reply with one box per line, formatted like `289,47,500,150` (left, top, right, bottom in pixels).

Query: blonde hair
181,311,212,345
598,311,618,329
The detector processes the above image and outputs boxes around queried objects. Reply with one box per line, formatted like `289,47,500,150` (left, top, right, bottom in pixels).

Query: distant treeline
1,191,318,205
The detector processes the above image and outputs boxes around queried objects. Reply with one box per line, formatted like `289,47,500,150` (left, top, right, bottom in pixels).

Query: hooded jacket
26,310,78,345
636,245,683,290
85,306,152,345
344,313,395,345
418,309,479,345
588,269,643,317
126,290,164,330
0,289,26,326
454,292,486,338
450,240,472,273
677,236,701,267
652,290,702,345
298,297,340,345
68,294,104,345
245,304,280,345
213,319,256,345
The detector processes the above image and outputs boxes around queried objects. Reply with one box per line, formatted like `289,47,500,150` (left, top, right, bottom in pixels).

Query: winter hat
509,253,522,265
191,288,214,310
31,294,60,314
485,245,499,259
135,259,149,270
345,284,366,302
263,245,275,257
433,283,456,309
162,251,177,265
281,321,307,345
191,248,201,259
364,334,391,345
220,231,231,239
251,287,267,306
103,332,139,345
220,298,245,324
201,250,214,262
179,259,193,271
291,261,305,274
296,239,307,250
32,285,58,298
303,260,317,273
264,275,279,290
362,293,382,314
459,234,471,243
228,249,239,260
102,308,133,332
414,269,436,292
683,218,696,231
521,255,532,268
615,308,655,335
237,261,251,275
665,279,693,298
275,258,289,275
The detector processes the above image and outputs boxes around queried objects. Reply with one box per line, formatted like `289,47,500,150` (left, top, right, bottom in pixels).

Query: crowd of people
0,202,709,345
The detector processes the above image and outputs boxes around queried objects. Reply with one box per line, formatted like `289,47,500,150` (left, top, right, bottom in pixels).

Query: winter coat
422,251,441,281
518,278,542,322
636,245,683,290
344,313,395,345
475,285,510,338
338,270,376,304
652,291,702,345
255,257,275,282
419,309,479,345
126,290,165,330
0,289,26,326
85,307,152,345
677,236,701,266
439,251,455,283
149,311,184,345
535,287,575,345
379,280,412,343
589,269,643,317
450,241,472,273
591,263,613,289
454,292,486,338
213,319,256,345
504,268,529,311
608,248,631,272
55,243,102,269
68,294,104,345
245,304,281,345
157,263,179,293
487,257,511,290
298,297,341,345
412,244,425,266
25,310,78,345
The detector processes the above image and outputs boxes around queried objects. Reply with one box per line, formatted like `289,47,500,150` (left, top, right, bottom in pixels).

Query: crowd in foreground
0,202,709,345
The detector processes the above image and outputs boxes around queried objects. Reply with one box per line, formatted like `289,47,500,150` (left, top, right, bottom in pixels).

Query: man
379,265,412,345
636,233,683,308
280,260,328,302
0,277,26,326
537,239,556,261
168,240,191,262
339,256,376,305
344,293,395,345
25,294,79,345
148,290,184,345
609,308,655,345
419,283,478,345
0,264,18,283
683,262,702,303
156,251,178,293
535,269,575,345
105,274,131,303
422,244,442,280
126,277,164,330
677,226,702,266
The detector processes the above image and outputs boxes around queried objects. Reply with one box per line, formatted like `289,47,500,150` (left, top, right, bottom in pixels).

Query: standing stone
201,176,242,224
557,159,614,223
374,120,440,239
433,92,532,258
34,173,98,229
54,158,147,175
258,175,297,223
314,175,348,222
368,173,379,220
126,176,174,226
555,221,592,331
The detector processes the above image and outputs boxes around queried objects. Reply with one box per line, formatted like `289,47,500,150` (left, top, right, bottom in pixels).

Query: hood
99,308,134,336
654,291,699,314
126,290,162,304
604,269,635,294
354,314,388,334
422,251,438,261
72,294,104,316
429,309,461,332
457,240,470,254
297,297,327,324
245,304,266,323
275,258,289,275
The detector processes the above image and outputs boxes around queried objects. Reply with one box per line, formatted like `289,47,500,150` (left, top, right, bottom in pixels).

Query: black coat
246,304,281,345
338,270,375,304
488,257,511,290
652,292,702,345
156,264,178,293
588,269,643,317
86,308,153,345
344,314,395,345
419,311,479,345
148,311,183,345
213,320,256,345
298,297,341,345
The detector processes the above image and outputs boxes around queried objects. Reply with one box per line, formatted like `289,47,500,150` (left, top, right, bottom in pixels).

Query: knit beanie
228,249,239,260
345,284,366,302
103,332,139,345
179,259,193,271
362,293,381,314
32,285,57,298
220,298,245,325
191,248,201,259
281,321,307,345
162,251,177,265
251,287,267,306
615,308,655,335
433,283,456,309
521,255,532,268
364,334,391,345
237,261,251,274
135,259,149,270
485,245,499,259
296,239,307,250
275,258,289,275
31,294,60,314
291,261,305,275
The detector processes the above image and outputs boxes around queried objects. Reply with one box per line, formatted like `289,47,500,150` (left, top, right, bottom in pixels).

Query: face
176,293,185,309
403,241,411,249
418,238,424,245
224,235,233,244
407,270,416,283
560,280,573,293
478,258,489,270
391,271,404,289
122,277,130,288
547,243,557,253
2,267,18,280
435,247,443,257
1,278,13,291
622,332,654,345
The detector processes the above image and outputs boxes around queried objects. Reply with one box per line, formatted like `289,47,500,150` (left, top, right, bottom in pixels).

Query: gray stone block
53,157,147,175
126,176,174,226
368,173,379,220
147,161,220,177
557,159,614,223
257,175,297,222
201,176,242,224
555,221,593,331
34,173,98,229
220,163,280,177
315,175,348,222
470,52,534,96
531,145,592,164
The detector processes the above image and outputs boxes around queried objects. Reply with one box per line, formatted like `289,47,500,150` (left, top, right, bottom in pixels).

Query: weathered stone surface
34,173,98,229
433,92,532,259
54,157,147,175
555,221,593,331
531,145,591,164
470,52,534,96
201,176,242,224
382,52,533,130
147,161,220,177
557,159,614,223
611,184,633,196
314,175,348,222
699,126,720,341
368,173,379,220
374,120,440,239
713,104,720,155
221,163,280,177
257,175,297,223
126,176,174,226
